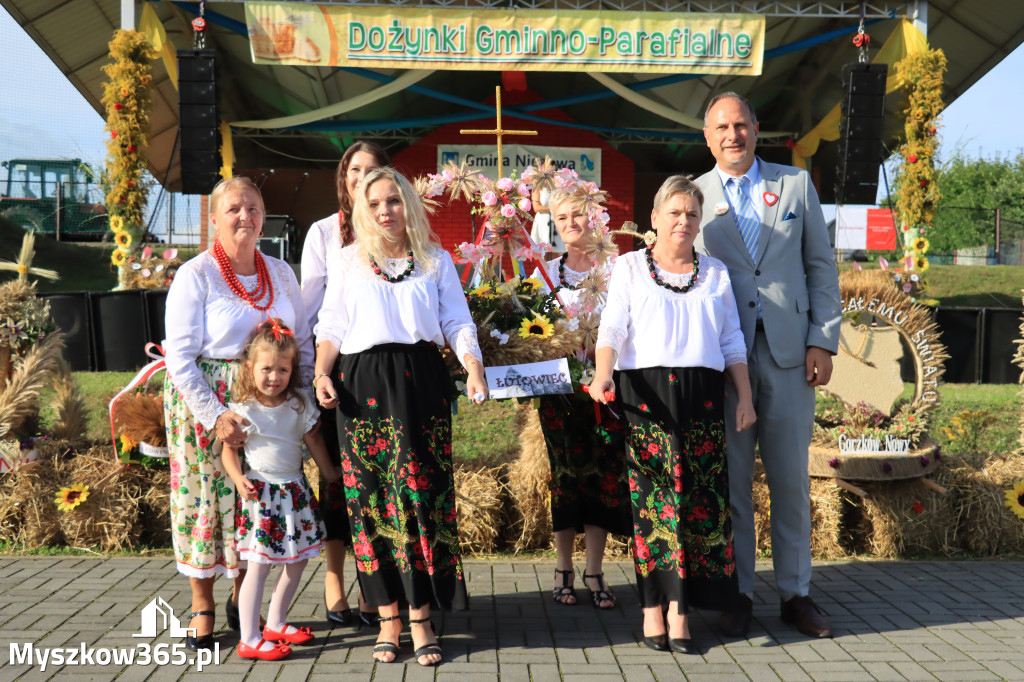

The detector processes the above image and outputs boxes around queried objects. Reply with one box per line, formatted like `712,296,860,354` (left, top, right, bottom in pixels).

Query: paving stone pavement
2,557,1024,680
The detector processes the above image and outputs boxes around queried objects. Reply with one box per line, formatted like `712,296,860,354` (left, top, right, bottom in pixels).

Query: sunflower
522,277,545,291
109,215,124,232
469,284,493,298
912,237,929,252
913,256,929,272
1004,479,1024,520
55,483,90,512
114,231,133,249
119,433,137,455
111,249,128,267
518,314,554,339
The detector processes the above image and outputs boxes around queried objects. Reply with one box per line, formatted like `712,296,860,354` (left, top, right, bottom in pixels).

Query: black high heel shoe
326,599,354,627
357,610,376,629
225,599,240,632
185,611,216,651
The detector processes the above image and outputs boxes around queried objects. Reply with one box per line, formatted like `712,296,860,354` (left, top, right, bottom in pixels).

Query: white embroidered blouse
596,250,747,371
228,394,319,484
164,251,315,430
314,244,482,368
299,212,344,334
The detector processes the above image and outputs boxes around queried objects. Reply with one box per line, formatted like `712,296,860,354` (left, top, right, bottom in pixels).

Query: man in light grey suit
694,92,841,639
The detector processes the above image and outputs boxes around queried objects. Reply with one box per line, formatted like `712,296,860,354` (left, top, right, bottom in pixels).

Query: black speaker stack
835,62,888,205
178,49,221,195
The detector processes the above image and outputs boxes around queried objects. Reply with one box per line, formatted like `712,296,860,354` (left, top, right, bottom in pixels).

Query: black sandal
552,568,577,605
408,616,442,667
582,572,616,609
185,611,216,651
371,615,401,662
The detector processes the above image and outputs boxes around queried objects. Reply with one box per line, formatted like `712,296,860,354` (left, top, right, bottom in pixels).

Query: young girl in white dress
222,319,341,661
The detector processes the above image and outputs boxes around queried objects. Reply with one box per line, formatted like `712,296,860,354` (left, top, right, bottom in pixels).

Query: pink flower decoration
517,182,530,196
500,203,516,218
482,191,498,206
518,198,532,212
496,177,514,191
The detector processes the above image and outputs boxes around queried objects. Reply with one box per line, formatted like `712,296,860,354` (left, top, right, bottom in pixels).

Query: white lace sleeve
314,253,349,350
436,251,483,368
164,263,228,430
595,255,632,358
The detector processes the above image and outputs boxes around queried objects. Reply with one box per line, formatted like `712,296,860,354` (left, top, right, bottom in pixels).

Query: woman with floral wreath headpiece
313,167,487,667
530,187,631,610
301,140,391,631
590,175,755,655
163,176,315,653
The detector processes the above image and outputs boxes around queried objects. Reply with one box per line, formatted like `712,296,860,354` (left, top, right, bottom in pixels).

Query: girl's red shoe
237,639,291,660
263,624,314,644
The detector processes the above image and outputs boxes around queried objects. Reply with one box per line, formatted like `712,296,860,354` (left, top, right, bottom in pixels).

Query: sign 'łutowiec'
245,2,765,74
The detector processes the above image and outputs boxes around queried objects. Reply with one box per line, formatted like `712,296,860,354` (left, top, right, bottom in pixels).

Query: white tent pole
121,0,135,30
909,1,928,38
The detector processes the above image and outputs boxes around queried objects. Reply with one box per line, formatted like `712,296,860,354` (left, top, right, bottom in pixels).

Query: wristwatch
312,373,330,390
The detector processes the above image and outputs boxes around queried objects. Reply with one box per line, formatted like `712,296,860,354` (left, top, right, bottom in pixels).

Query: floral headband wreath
417,157,624,318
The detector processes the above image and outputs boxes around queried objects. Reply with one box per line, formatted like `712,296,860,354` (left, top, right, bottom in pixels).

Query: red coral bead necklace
212,239,275,310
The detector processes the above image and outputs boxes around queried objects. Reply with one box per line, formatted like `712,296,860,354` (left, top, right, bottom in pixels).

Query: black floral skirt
537,393,631,535
334,341,467,611
319,356,352,546
618,366,737,613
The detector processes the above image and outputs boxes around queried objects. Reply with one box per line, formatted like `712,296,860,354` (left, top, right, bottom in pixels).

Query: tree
930,152,1024,254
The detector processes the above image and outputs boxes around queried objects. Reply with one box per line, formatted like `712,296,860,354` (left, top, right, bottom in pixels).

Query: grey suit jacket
694,158,840,369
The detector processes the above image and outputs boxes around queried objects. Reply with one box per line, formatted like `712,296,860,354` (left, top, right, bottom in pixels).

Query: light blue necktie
729,176,760,260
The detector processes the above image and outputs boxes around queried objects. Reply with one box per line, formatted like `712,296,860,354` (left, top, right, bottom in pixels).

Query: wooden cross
0,233,59,282
460,86,537,179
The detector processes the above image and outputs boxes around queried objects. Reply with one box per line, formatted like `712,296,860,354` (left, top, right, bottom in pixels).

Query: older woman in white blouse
590,175,755,655
163,176,314,651
313,167,486,667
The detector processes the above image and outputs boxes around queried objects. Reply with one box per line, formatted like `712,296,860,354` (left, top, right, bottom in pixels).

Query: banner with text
486,359,573,400
244,2,765,74
437,145,601,183
835,206,896,251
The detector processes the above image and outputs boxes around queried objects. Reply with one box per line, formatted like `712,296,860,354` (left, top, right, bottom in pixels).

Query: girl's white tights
239,559,308,650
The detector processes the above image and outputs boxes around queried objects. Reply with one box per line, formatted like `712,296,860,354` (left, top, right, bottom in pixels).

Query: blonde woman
313,167,487,666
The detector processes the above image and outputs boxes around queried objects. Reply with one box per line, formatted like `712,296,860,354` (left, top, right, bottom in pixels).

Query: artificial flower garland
894,47,946,296
101,30,155,281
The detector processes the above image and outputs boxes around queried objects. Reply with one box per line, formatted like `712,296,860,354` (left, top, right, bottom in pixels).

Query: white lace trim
175,561,239,580
175,371,231,431
451,325,484,368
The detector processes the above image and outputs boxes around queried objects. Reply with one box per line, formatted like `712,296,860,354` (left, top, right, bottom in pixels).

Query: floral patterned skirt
334,341,467,611
618,366,737,613
164,358,240,579
235,472,326,565
537,393,631,535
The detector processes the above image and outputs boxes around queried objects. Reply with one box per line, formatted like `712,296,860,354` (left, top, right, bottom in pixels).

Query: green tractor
0,158,108,240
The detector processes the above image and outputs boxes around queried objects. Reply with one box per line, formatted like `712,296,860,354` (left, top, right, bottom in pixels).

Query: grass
839,262,1024,308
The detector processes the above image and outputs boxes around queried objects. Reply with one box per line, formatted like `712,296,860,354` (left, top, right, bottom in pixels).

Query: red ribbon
265,314,294,342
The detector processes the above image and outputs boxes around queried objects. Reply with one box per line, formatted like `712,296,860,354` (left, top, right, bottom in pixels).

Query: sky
2,7,1024,221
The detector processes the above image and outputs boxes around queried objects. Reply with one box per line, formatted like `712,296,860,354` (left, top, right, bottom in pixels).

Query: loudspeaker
42,292,93,371
835,63,888,205
91,291,149,371
144,288,168,347
178,49,221,195
258,236,288,261
262,215,292,239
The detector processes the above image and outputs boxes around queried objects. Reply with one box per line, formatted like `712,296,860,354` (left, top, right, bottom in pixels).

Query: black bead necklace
557,252,585,290
369,251,415,283
645,245,699,294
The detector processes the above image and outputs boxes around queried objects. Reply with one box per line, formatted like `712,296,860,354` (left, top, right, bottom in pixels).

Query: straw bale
569,532,632,560
50,361,88,443
302,457,320,500
957,455,1024,555
6,454,68,547
139,469,171,547
857,468,961,558
454,465,506,554
506,403,553,552
58,448,146,552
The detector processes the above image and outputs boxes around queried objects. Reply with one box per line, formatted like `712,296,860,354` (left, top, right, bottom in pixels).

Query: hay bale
506,403,553,553
7,455,68,548
59,448,147,552
957,455,1024,555
139,469,172,547
857,470,960,558
569,532,632,560
454,465,506,554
